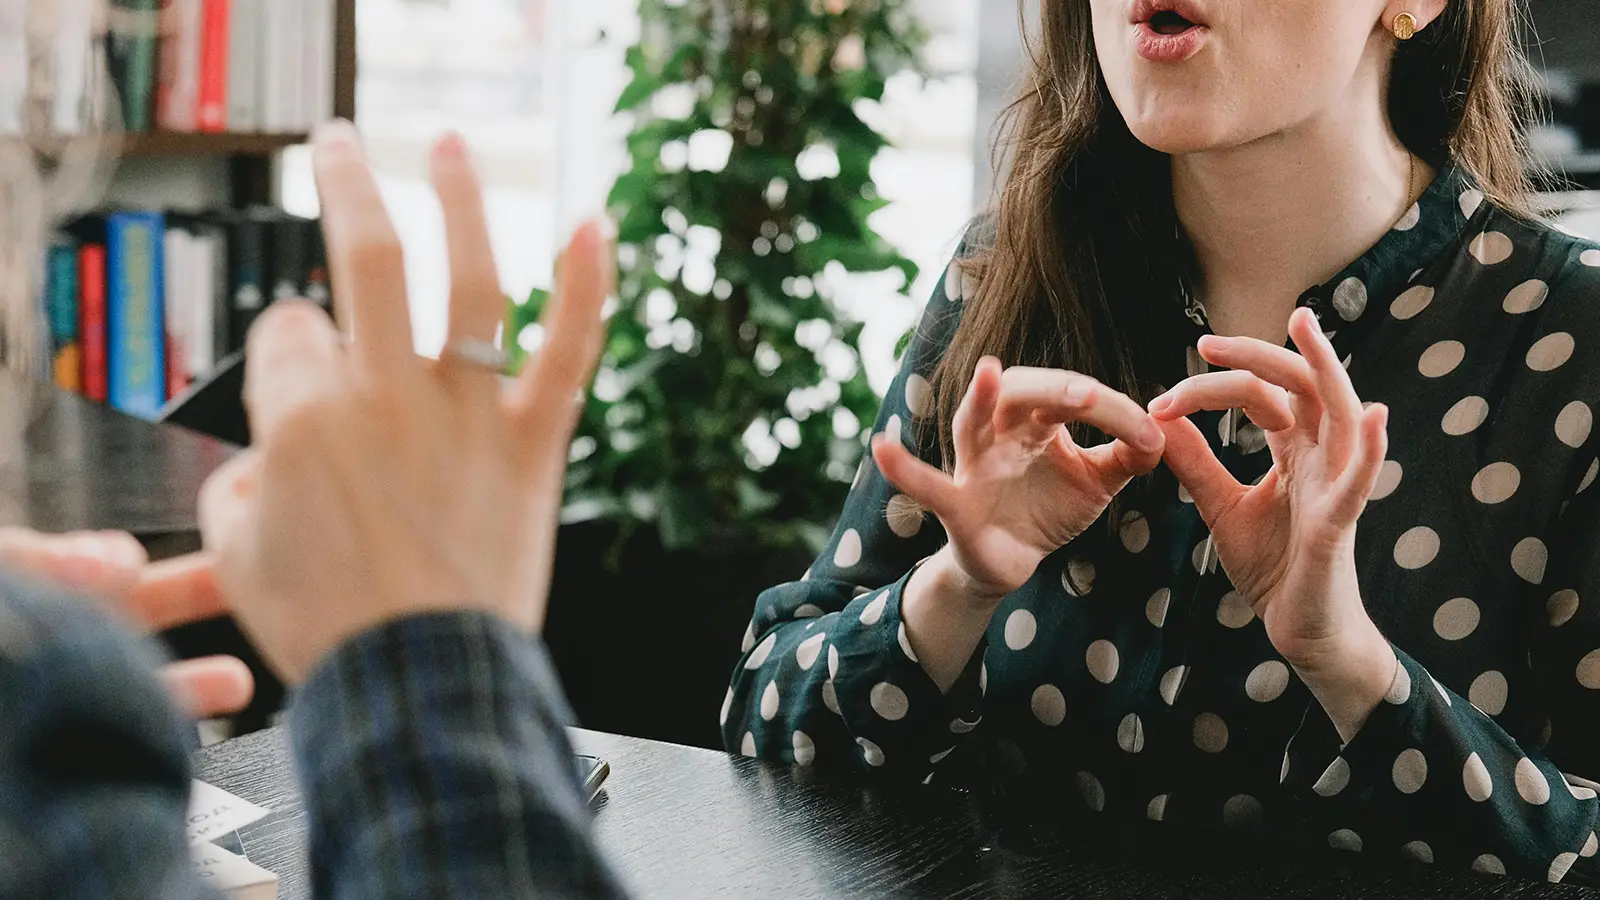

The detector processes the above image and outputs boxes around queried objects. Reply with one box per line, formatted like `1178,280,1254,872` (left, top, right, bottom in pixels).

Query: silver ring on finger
440,337,508,374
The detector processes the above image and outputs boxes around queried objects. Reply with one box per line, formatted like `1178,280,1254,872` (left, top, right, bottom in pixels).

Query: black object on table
194,726,1597,900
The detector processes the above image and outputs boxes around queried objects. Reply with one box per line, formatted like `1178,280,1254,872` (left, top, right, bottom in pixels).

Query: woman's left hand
1149,308,1399,741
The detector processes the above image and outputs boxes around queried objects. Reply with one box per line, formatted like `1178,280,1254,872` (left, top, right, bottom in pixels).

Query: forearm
901,548,1003,692
291,612,629,900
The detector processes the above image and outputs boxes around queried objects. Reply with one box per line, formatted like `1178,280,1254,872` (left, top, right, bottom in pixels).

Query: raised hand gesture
1150,308,1398,739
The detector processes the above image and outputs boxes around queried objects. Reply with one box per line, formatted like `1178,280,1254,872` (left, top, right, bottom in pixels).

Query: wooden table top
1,382,233,538
194,726,1597,899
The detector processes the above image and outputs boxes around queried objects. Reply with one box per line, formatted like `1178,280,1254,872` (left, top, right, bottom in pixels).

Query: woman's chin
1122,114,1237,157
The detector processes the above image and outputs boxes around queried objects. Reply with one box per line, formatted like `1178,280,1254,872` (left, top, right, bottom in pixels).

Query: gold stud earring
1392,12,1418,41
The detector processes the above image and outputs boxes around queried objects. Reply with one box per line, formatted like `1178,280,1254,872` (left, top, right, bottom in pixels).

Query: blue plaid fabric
0,575,630,900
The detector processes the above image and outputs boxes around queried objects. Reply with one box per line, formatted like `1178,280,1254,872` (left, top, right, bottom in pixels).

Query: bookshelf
108,0,358,207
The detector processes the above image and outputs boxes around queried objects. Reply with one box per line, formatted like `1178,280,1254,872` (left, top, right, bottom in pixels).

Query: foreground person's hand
198,122,611,682
0,528,252,717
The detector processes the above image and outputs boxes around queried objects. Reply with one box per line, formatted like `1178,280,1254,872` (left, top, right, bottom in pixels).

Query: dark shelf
120,131,309,157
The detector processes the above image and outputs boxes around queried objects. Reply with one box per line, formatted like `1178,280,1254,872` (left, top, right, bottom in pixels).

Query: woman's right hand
872,358,1166,608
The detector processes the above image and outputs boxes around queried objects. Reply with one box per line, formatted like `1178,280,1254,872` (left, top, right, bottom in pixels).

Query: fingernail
1148,394,1172,416
435,130,466,160
1137,419,1165,452
313,118,361,152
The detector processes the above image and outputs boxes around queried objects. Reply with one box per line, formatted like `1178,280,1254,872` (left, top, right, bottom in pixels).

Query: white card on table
190,843,278,900
187,780,272,846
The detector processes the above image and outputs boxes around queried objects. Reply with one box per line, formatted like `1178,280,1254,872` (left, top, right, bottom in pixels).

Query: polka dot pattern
858,591,888,626
1146,588,1171,628
1403,841,1434,864
1004,610,1037,651
1503,279,1549,314
1245,660,1290,702
834,529,863,568
1117,713,1145,753
1469,231,1514,266
1472,854,1506,876
1216,591,1256,628
904,374,934,419
1556,402,1593,448
729,200,1600,877
1527,333,1576,372
1549,589,1580,627
1062,558,1097,597
1333,277,1368,321
1512,538,1549,585
1394,527,1441,569
1418,340,1466,378
1393,749,1428,794
1031,684,1066,727
1390,285,1434,320
1193,712,1229,753
1086,640,1119,684
1315,758,1351,797
1471,463,1520,505
1147,794,1168,821
885,494,924,538
1464,753,1494,802
1516,757,1551,805
1433,597,1481,640
1469,670,1508,716
1223,794,1263,827
1328,829,1363,853
1371,460,1404,500
1077,771,1105,812
1442,396,1490,435
793,730,816,765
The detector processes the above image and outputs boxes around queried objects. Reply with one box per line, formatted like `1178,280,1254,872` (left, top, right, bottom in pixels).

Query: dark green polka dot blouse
723,163,1600,886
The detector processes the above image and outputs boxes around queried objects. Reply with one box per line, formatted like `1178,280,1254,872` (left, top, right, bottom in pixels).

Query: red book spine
196,0,229,132
79,244,108,402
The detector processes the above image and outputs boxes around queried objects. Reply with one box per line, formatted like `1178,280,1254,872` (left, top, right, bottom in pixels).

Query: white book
188,231,216,375
49,0,96,134
163,227,193,384
258,0,287,131
280,0,304,129
0,0,26,135
305,0,334,126
225,0,258,130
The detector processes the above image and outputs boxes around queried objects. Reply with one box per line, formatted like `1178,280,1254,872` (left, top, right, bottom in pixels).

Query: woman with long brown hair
725,0,1600,883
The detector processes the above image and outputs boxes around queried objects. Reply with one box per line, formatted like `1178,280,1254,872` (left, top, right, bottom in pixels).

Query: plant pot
544,520,812,750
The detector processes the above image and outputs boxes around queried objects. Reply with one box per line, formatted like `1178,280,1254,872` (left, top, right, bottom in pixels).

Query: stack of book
3,0,333,137
47,209,329,420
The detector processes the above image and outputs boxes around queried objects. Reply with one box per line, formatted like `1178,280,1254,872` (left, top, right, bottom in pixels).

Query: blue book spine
107,211,166,419
45,242,80,391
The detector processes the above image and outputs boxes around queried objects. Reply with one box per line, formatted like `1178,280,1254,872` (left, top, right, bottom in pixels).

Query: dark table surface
1,382,233,541
195,726,1598,900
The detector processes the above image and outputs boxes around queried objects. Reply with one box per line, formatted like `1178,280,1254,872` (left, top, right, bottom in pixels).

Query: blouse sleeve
1283,478,1600,885
721,250,990,782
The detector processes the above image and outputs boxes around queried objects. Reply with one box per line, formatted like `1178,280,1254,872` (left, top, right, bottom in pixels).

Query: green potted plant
510,0,924,749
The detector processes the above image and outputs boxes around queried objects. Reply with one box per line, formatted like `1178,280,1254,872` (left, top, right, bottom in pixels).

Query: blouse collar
1296,161,1479,340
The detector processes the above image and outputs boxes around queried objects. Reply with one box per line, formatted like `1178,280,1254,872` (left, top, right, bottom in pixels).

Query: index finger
994,368,1165,454
311,120,417,381
132,554,229,631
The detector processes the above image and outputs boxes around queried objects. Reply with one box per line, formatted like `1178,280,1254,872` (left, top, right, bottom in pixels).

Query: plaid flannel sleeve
290,611,632,900
0,575,211,900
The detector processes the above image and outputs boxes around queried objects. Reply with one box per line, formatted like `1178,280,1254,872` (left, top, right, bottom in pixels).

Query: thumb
1157,416,1246,524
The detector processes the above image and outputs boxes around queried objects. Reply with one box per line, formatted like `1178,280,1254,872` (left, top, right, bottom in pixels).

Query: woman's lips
1133,21,1209,63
